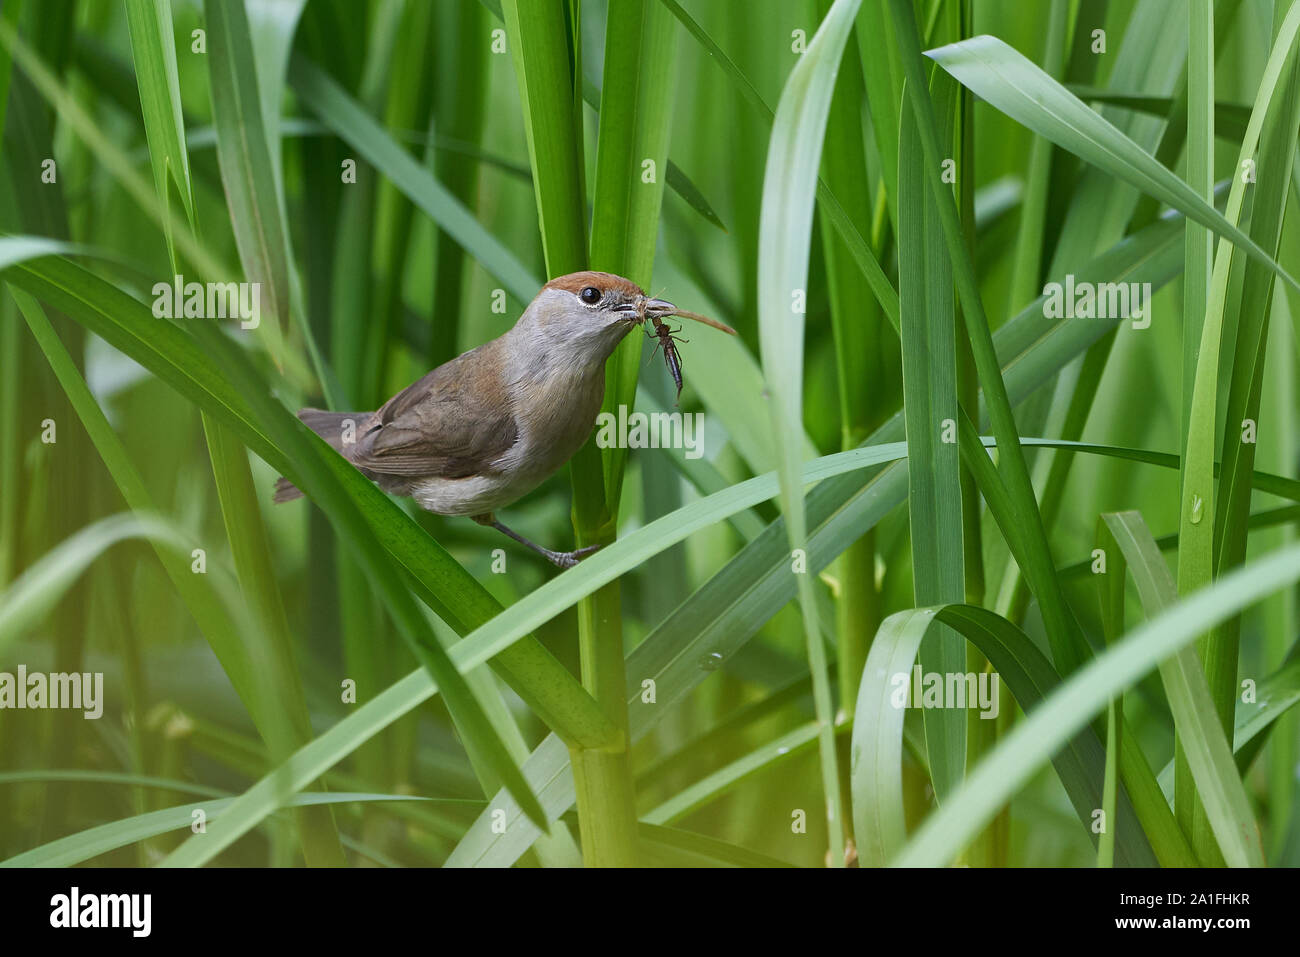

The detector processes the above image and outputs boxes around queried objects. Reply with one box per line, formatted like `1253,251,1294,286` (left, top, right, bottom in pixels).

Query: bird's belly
409,473,520,516
409,436,577,516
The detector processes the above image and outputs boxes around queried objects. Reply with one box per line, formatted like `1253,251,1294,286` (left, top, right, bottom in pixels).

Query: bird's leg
472,513,602,569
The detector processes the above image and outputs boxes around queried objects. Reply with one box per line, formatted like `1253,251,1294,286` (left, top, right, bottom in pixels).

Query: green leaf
1178,3,1300,822
578,69,726,232
589,0,677,510
756,0,862,866
1099,511,1263,867
204,0,291,333
500,0,587,278
123,0,195,244
898,75,965,801
889,0,1091,688
1208,6,1300,754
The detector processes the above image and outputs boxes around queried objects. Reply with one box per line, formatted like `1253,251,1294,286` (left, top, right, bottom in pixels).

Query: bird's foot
546,543,603,569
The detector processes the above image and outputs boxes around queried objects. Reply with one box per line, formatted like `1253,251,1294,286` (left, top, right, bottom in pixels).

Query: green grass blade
1154,653,1300,793
1095,508,1128,870
1099,702,1121,868
589,0,677,509
814,0,889,718
1209,16,1300,741
756,0,862,866
500,0,587,277
123,0,195,248
203,0,291,334
577,63,725,232
854,0,904,235
1006,0,1067,313
572,0,681,867
898,76,966,802
1184,0,1214,442
173,5,339,859
1179,0,1300,771
1174,0,1219,865
888,0,1089,682
1100,511,1263,866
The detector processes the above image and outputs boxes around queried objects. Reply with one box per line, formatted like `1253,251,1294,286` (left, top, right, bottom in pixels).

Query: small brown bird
275,271,677,567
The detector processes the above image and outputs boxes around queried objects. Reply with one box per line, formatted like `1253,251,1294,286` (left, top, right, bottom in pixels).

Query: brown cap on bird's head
543,270,646,300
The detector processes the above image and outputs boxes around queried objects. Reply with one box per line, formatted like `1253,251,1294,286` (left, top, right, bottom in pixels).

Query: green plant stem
814,0,882,726
503,0,641,865
1176,0,1217,864
569,586,638,866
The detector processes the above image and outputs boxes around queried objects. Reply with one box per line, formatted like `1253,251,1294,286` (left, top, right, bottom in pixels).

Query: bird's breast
502,366,605,478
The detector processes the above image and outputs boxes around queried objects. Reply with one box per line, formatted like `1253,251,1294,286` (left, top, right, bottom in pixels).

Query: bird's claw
549,543,603,568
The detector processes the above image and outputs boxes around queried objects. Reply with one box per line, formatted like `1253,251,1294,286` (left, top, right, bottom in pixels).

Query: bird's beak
642,297,676,319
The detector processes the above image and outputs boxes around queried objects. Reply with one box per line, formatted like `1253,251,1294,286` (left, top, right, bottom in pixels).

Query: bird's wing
347,342,519,478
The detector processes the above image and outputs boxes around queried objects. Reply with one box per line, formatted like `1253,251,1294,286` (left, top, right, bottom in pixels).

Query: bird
274,271,677,568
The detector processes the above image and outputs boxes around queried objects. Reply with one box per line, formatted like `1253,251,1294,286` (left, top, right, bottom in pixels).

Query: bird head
514,271,674,369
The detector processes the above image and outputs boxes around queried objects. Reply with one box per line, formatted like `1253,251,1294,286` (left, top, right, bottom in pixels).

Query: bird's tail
273,408,371,503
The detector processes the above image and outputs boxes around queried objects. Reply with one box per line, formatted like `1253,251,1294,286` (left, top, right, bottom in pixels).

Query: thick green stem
569,572,639,866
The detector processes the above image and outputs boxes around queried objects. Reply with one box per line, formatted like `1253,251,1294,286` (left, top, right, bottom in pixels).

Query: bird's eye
580,286,602,305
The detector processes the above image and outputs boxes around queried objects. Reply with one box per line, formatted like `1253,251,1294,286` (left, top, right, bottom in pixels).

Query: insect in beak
631,295,738,403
